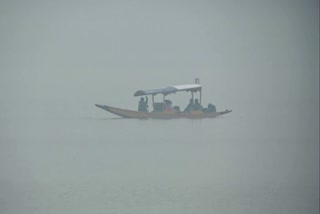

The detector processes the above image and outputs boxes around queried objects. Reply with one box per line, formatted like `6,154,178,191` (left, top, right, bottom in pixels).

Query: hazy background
0,0,319,213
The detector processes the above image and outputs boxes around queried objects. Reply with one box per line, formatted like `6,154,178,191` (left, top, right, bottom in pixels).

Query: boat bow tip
95,104,109,111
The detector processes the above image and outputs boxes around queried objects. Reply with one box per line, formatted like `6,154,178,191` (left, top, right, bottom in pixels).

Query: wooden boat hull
95,104,232,119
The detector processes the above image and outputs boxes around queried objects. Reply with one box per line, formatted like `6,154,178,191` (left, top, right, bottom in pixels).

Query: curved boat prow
95,104,146,118
95,104,108,110
218,109,232,116
95,104,110,111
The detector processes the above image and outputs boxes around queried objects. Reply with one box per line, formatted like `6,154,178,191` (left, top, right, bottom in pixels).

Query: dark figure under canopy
138,96,148,112
183,98,194,113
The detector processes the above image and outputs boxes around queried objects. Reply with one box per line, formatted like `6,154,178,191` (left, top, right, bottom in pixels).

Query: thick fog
0,0,319,213
0,0,317,120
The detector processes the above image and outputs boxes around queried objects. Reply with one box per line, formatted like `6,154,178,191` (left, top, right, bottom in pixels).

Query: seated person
208,103,216,112
173,106,181,112
138,96,148,112
193,99,202,111
183,98,194,113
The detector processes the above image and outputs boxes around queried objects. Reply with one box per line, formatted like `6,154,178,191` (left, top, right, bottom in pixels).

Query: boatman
183,98,194,113
138,96,148,112
193,99,202,111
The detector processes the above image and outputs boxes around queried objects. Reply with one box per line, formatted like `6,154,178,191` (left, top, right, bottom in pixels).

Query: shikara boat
95,80,232,119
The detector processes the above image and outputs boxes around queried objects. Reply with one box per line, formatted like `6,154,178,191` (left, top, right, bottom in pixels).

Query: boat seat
153,102,165,112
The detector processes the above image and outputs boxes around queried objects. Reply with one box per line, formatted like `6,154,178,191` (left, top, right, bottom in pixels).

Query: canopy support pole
163,94,166,111
152,95,155,111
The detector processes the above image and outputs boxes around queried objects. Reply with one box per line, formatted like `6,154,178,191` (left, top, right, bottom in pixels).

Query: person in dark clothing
193,99,201,111
138,96,148,112
208,103,216,112
183,98,194,112
173,106,181,112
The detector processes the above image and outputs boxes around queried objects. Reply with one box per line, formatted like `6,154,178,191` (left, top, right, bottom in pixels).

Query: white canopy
134,84,202,96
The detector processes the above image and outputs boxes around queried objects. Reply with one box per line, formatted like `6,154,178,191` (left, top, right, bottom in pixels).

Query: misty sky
0,0,319,124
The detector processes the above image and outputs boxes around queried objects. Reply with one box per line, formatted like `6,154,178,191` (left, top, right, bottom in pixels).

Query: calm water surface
0,112,318,214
